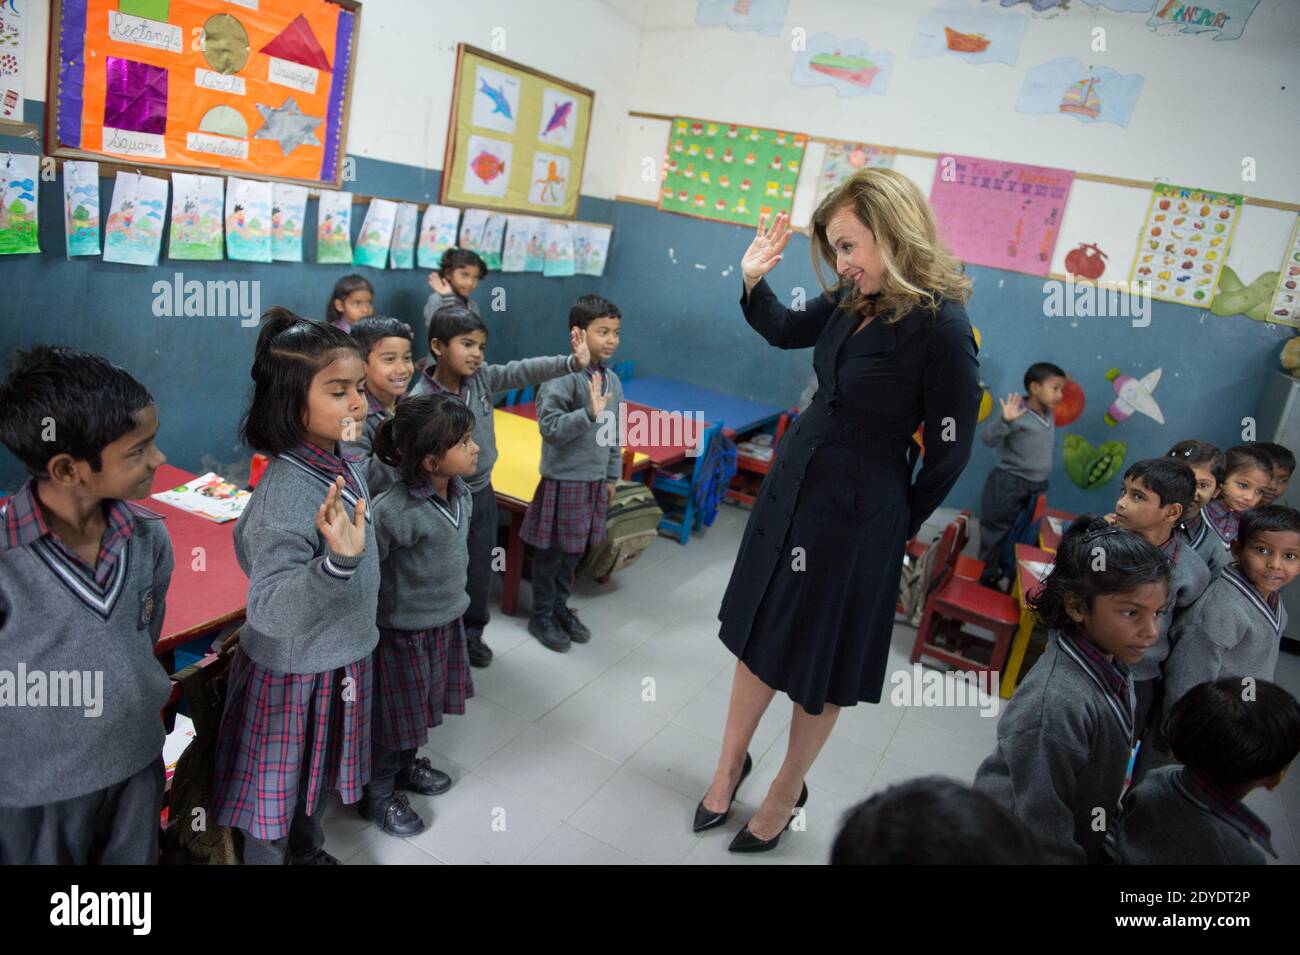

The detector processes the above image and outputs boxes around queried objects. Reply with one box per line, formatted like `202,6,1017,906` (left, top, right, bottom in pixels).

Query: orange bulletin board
46,0,360,187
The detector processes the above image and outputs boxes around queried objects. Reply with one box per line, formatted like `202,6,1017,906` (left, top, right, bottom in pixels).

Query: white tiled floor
319,505,1300,865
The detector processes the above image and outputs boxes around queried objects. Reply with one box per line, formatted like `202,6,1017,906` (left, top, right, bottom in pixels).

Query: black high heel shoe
728,782,808,853
692,752,753,833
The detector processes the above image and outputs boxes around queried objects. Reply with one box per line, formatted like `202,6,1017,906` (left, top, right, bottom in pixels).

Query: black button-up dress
717,278,981,714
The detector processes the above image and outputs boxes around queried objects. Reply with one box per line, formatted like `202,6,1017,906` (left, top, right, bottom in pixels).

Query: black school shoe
466,631,493,668
362,792,426,837
397,756,452,796
553,606,591,643
292,848,342,865
528,614,571,652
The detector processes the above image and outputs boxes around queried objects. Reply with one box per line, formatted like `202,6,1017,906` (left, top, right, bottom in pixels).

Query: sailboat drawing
1060,77,1101,120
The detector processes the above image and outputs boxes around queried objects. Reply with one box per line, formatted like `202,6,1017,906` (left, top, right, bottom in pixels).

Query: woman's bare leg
700,659,778,813
744,701,841,840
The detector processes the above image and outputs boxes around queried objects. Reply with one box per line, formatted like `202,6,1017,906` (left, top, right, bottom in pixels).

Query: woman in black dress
695,168,982,852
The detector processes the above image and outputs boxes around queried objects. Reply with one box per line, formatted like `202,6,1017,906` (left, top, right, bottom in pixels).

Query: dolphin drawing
479,79,513,119
543,101,573,136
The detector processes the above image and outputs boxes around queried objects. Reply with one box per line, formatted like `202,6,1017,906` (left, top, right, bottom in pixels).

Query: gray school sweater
409,355,579,493
536,367,624,483
974,630,1135,865
1162,564,1287,722
1132,538,1211,681
373,477,473,630
422,289,481,323
979,405,1054,483
1112,766,1272,865
0,497,174,807
234,453,380,675
1183,513,1230,578
341,399,400,498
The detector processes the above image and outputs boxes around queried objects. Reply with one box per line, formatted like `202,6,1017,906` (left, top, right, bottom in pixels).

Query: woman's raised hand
741,211,792,292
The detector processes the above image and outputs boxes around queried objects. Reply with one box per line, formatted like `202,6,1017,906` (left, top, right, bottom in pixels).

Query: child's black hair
349,317,413,361
0,345,154,477
1166,438,1225,485
324,274,373,325
569,294,622,330
830,777,1042,865
1222,444,1273,480
427,303,488,351
1253,441,1296,477
439,247,488,280
1235,504,1300,550
1027,515,1171,633
240,307,361,455
1165,678,1300,789
1023,361,1066,392
1122,457,1196,516
372,393,475,486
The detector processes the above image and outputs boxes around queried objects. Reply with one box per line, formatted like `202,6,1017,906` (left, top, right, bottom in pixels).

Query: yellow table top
491,409,650,505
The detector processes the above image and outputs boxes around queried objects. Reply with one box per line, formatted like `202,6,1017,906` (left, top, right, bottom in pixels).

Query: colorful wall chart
1147,0,1259,41
814,142,896,207
659,118,807,229
1130,182,1241,307
913,1,1028,67
0,0,28,122
929,155,1073,277
1266,217,1300,328
790,33,893,97
1016,58,1145,129
48,0,360,187
441,45,594,219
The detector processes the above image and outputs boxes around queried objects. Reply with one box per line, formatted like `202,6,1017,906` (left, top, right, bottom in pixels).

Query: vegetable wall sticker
1211,265,1278,322
1104,367,1164,426
1064,434,1127,490
1054,378,1086,427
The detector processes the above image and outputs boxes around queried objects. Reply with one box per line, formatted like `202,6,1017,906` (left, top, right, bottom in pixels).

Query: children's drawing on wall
1017,58,1144,128
1063,434,1127,490
103,171,167,266
353,197,397,269
168,172,224,261
459,208,490,256
501,215,537,273
523,216,546,271
790,33,894,97
62,160,100,258
417,204,460,269
537,88,577,149
479,213,507,271
575,224,611,277
389,201,418,269
1064,242,1109,281
1078,0,1155,10
1104,367,1165,426
462,135,511,198
913,1,1028,66
271,182,307,262
695,0,788,37
0,153,38,255
472,64,519,135
225,176,273,262
982,0,1068,12
815,142,896,206
316,188,353,265
1146,0,1259,41
529,152,570,208
542,221,575,278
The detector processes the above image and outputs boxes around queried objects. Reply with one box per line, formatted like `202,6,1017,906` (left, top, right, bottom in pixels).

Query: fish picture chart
46,0,361,187
441,44,594,218
1130,182,1242,307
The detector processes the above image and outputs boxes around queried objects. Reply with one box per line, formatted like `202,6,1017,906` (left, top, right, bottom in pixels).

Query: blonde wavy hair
811,167,971,323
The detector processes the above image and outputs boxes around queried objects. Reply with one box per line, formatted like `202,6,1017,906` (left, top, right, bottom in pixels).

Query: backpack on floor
577,480,664,579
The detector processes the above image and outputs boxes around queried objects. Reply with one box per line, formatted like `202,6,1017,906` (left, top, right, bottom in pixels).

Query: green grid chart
658,118,807,228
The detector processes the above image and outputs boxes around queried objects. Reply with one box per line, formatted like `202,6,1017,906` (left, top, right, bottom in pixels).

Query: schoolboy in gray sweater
0,346,173,864
341,317,416,498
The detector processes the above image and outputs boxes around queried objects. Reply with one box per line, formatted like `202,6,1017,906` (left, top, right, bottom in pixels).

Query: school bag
577,480,664,579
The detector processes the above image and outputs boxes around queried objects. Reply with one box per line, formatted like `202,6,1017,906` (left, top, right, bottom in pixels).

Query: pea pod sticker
1211,266,1277,322
1063,434,1127,490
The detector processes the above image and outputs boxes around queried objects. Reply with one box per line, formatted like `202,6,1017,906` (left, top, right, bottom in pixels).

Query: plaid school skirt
520,478,607,555
372,620,475,751
211,648,373,841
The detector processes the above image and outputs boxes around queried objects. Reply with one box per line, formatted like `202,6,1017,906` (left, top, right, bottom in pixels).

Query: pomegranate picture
1065,242,1108,280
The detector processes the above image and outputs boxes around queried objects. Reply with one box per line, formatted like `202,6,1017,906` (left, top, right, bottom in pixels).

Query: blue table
621,375,786,436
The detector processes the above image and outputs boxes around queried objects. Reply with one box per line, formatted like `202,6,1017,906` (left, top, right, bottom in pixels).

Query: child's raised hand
588,371,609,418
1103,512,1119,526
606,481,617,506
740,211,791,288
316,476,367,558
571,326,591,369
427,272,452,296
999,393,1026,422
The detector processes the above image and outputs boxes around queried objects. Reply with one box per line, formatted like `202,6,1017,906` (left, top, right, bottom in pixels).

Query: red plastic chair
905,511,984,581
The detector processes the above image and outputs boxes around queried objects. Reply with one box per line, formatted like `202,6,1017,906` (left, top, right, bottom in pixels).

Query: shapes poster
1017,58,1144,129
48,0,361,186
659,118,806,229
442,45,594,219
63,160,101,257
1266,216,1300,328
790,33,893,98
1147,0,1259,41
695,0,788,36
929,155,1073,277
389,201,418,269
271,181,308,261
316,188,352,264
913,1,1027,67
501,215,546,273
225,175,273,262
0,0,27,121
353,197,396,269
103,171,168,266
169,172,224,260
417,203,460,269
815,141,895,207
541,221,574,278
1131,183,1241,307
0,153,38,255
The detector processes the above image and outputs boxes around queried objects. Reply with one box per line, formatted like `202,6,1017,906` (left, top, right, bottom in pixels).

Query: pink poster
929,155,1074,277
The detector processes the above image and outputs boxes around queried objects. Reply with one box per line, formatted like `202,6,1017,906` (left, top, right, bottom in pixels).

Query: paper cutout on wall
417,204,460,269
1016,58,1144,128
103,56,168,158
119,0,171,19
528,152,570,207
202,13,250,75
929,155,1073,277
62,160,100,258
458,208,490,256
479,213,508,271
316,189,353,265
353,198,397,269
1130,182,1241,307
1104,367,1164,426
542,221,575,277
1054,378,1086,427
197,104,249,140
462,135,511,198
1264,217,1300,328
1064,242,1109,280
259,12,330,92
913,1,1027,66
695,0,788,36
575,224,611,277
0,0,28,121
791,33,894,97
815,142,896,206
538,88,577,148
103,172,167,266
502,215,545,273
389,202,419,270
1147,0,1258,41
0,153,38,255
254,96,322,155
225,176,272,262
1063,434,1127,490
271,182,307,262
1211,266,1278,322
472,65,520,135
169,173,224,261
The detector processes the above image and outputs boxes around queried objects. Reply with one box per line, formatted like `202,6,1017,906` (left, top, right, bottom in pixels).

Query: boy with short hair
1253,441,1295,507
342,316,415,497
